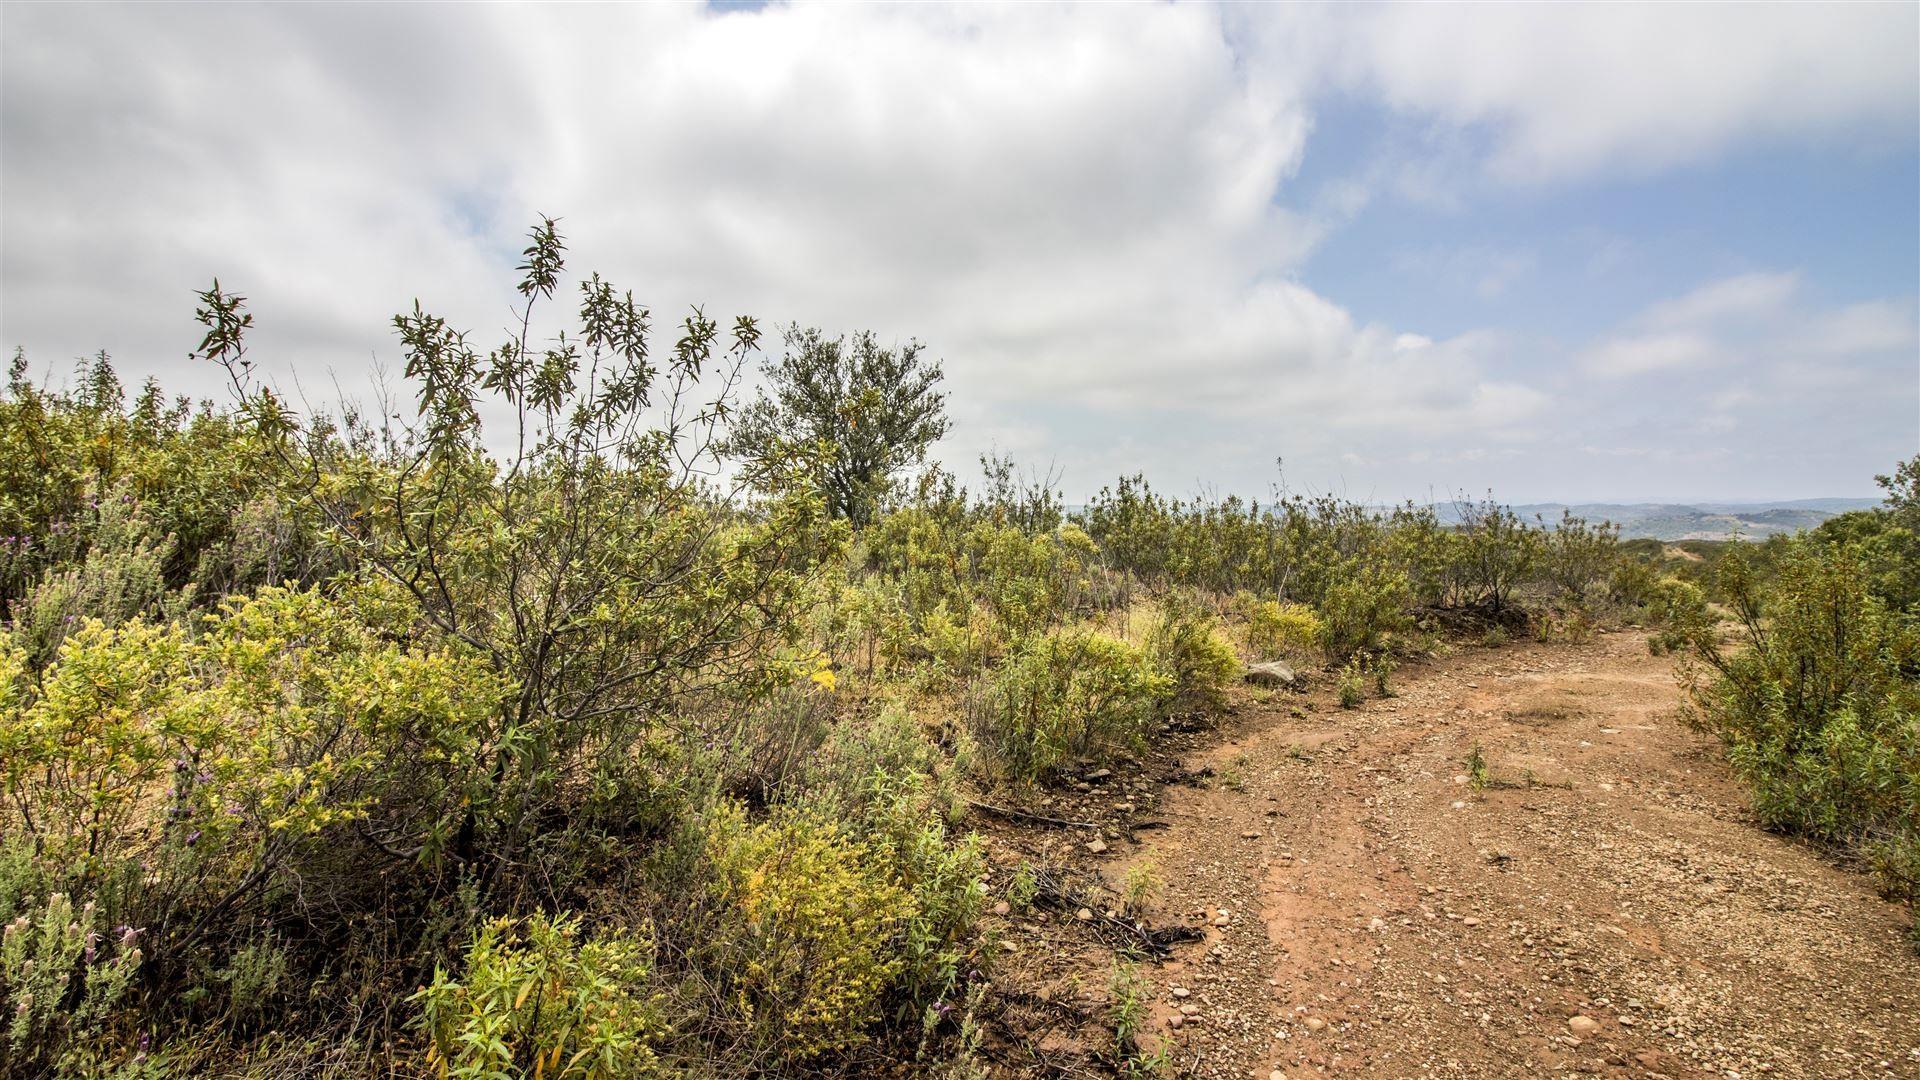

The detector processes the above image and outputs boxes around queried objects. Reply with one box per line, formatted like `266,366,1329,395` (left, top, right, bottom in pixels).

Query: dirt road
1126,630,1918,1079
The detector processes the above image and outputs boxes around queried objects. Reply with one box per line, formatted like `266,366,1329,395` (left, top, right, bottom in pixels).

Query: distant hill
1444,499,1884,541
1057,497,1885,541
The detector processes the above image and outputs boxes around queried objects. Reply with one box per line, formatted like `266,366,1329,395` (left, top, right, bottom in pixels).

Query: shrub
1646,576,1711,653
723,324,950,527
1244,598,1324,660
1336,660,1366,709
1318,560,1411,662
971,631,1171,783
698,804,913,1061
0,585,506,1050
1450,497,1540,612
1371,655,1396,697
1608,555,1660,611
1683,541,1919,905
790,709,986,1023
1146,599,1239,718
415,913,665,1079
1,889,145,1074
1540,511,1620,604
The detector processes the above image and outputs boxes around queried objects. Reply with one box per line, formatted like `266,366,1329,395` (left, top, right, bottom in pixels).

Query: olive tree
725,324,949,527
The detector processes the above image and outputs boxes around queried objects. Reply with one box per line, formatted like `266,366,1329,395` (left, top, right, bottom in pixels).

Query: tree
725,325,949,526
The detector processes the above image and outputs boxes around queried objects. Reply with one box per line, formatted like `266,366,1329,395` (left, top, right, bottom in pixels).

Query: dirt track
1124,630,1918,1079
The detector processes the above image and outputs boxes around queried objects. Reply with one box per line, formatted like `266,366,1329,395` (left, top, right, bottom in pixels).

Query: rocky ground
977,629,1919,1079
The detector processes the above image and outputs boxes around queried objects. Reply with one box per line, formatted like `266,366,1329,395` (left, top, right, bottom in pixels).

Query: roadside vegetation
1673,458,1920,938
0,221,1909,1076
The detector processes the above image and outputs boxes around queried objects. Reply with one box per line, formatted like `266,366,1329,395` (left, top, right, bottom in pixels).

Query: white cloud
1,2,1554,499
1564,271,1916,493
1309,3,1919,182
0,2,1911,503
1580,332,1723,379
1639,272,1803,330
1583,272,1916,380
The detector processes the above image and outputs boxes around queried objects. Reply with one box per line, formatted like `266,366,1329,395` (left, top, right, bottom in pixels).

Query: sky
2,1,1916,504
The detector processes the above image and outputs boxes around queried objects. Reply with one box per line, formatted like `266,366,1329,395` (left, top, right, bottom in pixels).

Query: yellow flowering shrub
0,585,506,911
1244,597,1324,660
700,802,912,1061
1147,598,1240,717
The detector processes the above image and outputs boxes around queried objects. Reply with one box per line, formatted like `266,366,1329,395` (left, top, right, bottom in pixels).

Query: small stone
1463,917,1481,927
1000,940,1018,953
1451,800,1467,810
991,901,1011,916
1179,1003,1200,1016
1303,1017,1326,1032
1086,838,1109,854
1452,774,1470,785
1167,1014,1185,1030
1076,907,1094,922
1270,1072,1287,1080
1171,986,1191,999
1568,1015,1599,1038
1211,914,1232,927
1242,831,1263,839
1084,768,1113,782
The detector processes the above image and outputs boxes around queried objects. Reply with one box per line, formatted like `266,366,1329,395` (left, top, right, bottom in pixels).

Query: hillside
1436,500,1882,541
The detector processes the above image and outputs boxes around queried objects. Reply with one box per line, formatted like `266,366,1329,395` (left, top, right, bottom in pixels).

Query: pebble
1075,907,1094,921
991,901,1010,916
1569,1015,1600,1038
1086,838,1109,854
1171,986,1191,998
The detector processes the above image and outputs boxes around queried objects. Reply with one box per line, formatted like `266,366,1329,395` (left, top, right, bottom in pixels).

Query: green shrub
1336,660,1366,709
1685,541,1919,904
1450,498,1540,612
1371,655,1396,697
971,631,1172,783
1243,597,1324,659
699,803,912,1061
790,709,986,1022
1,888,145,1074
1146,599,1239,718
1608,556,1660,611
1318,560,1411,662
415,913,666,1079
1540,511,1619,604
